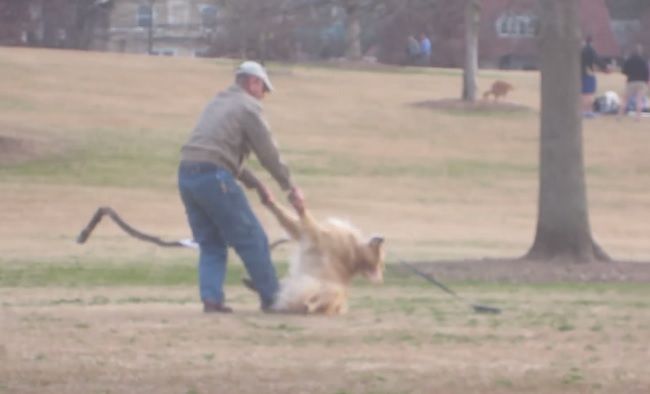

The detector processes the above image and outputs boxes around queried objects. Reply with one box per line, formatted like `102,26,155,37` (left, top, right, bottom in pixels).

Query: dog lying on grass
246,193,385,315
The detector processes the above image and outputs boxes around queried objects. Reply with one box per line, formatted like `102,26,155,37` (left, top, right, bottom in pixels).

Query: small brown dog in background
483,80,514,102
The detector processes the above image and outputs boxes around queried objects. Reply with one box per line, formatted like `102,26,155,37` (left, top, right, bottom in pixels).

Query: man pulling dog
178,61,305,313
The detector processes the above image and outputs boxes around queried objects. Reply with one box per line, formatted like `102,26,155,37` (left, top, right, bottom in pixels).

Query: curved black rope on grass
77,207,187,247
77,206,291,251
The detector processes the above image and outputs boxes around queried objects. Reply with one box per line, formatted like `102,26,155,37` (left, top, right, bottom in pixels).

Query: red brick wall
378,0,621,69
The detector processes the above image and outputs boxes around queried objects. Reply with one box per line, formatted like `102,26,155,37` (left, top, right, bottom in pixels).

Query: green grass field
1,47,649,393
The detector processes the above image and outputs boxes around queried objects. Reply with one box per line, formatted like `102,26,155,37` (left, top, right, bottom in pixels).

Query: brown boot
203,301,233,313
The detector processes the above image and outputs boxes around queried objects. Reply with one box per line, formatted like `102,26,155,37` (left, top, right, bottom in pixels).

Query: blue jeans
581,74,596,94
177,161,279,308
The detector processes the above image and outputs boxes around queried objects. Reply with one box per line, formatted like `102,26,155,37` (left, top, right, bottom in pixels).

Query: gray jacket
180,85,293,191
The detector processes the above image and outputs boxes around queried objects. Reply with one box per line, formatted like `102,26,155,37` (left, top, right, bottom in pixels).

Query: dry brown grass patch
413,98,533,113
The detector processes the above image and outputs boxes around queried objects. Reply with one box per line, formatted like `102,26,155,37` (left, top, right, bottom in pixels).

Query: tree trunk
344,2,362,60
462,0,480,101
147,0,155,55
525,0,610,263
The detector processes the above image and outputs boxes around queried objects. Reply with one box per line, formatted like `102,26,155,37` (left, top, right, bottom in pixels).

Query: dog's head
357,235,385,283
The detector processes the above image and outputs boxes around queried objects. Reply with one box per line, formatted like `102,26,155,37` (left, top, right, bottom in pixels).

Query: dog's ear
368,235,384,250
364,236,385,283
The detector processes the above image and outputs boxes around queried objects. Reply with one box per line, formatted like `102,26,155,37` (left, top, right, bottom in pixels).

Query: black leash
76,212,501,315
397,260,501,314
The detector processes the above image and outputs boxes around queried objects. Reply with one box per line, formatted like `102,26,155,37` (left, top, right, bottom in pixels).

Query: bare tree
340,0,362,59
0,1,30,46
605,0,650,19
213,0,299,61
525,0,610,263
212,0,403,62
0,0,112,50
67,0,113,50
376,0,462,66
462,0,480,101
338,0,409,61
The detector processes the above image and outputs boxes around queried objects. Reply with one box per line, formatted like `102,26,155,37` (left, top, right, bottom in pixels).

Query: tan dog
261,200,385,315
483,80,514,102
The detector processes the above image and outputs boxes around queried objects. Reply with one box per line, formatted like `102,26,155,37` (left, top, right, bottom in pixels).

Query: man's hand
288,186,305,216
256,182,274,206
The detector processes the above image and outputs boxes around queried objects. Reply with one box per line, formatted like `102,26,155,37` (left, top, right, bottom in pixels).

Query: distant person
617,44,649,121
406,35,420,65
418,33,432,66
580,35,606,118
178,61,306,313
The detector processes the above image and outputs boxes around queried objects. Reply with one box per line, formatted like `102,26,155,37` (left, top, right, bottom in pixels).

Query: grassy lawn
1,47,649,262
1,276,648,393
1,47,649,393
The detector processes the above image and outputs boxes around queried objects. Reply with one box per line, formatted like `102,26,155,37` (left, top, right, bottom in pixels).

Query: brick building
379,0,621,69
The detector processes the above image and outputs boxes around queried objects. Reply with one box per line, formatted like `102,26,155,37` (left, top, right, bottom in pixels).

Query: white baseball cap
235,61,274,92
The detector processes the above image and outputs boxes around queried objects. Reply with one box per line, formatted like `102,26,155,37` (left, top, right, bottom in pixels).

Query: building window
137,4,153,28
168,0,189,25
496,14,539,38
200,5,218,29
